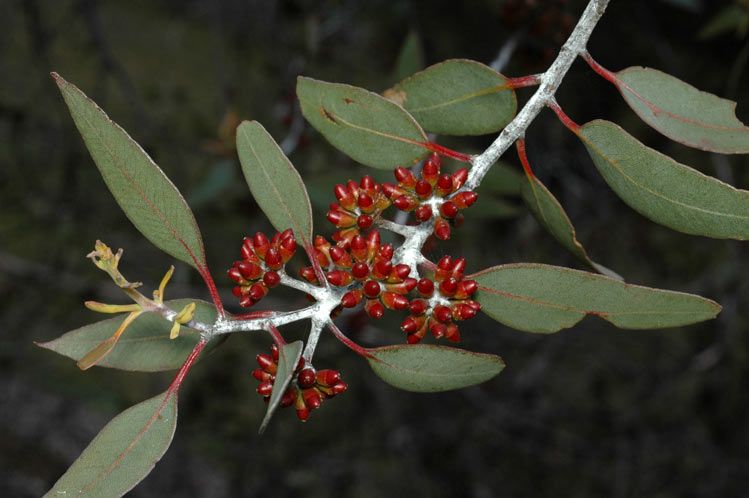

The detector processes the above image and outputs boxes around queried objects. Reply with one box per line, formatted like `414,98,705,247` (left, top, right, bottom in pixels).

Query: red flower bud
452,168,469,189
256,353,276,374
415,179,433,198
417,278,435,297
436,174,454,195
409,298,428,315
357,214,374,229
452,190,478,209
263,270,281,288
326,269,353,287
360,175,376,190
439,277,459,297
298,368,316,389
363,280,381,298
351,261,370,280
340,290,363,308
433,305,452,323
434,217,451,240
249,282,268,302
257,381,273,397
440,201,459,219
253,232,270,259
394,166,416,187
358,192,374,210
415,204,433,222
316,369,341,386
365,300,385,319
303,388,323,411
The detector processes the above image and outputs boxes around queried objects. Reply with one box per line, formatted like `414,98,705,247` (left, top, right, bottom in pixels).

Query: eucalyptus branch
465,0,611,190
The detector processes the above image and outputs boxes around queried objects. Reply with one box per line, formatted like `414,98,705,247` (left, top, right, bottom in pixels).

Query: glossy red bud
331,382,347,395
401,316,421,333
394,264,411,280
303,388,323,410
281,388,297,407
357,214,374,229
436,174,453,194
263,270,280,288
434,217,451,240
256,353,276,373
452,168,468,189
340,290,363,308
363,280,381,298
360,175,376,190
417,278,435,297
365,300,385,319
409,299,428,315
358,192,374,209
439,277,459,296
351,261,370,279
252,368,273,382
433,305,453,323
241,238,254,260
415,179,433,198
452,190,478,209
316,369,341,386
415,204,433,222
430,322,447,339
440,201,459,219
232,286,243,297
249,282,268,302
394,166,415,186
228,267,244,284
257,381,273,397
445,323,461,342
393,195,415,211
298,368,316,389
326,269,353,287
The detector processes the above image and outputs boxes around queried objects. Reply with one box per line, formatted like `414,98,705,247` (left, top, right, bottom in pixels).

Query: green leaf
472,263,721,334
394,30,425,81
236,121,313,243
37,300,217,372
259,340,303,434
579,120,749,240
52,73,207,270
614,67,749,153
45,391,178,498
297,76,429,169
480,162,524,196
366,344,504,392
385,59,517,136
521,173,620,279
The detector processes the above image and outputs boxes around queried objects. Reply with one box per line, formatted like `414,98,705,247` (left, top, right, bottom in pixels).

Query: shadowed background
1,0,749,496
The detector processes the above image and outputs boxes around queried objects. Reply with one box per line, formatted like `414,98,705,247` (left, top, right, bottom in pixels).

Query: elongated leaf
259,340,303,434
614,67,749,153
480,162,523,196
394,31,424,81
472,263,721,334
521,173,620,279
37,300,217,372
366,344,504,392
385,59,517,136
45,392,178,497
53,73,207,270
579,120,749,240
236,121,313,243
297,76,429,169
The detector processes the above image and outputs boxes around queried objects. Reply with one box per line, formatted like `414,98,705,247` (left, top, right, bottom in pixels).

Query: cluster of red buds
253,344,347,421
401,256,480,343
382,153,478,240
228,229,296,307
327,175,391,246
301,231,418,318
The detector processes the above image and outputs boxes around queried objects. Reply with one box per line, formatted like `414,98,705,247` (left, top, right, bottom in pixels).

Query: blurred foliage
1,0,748,497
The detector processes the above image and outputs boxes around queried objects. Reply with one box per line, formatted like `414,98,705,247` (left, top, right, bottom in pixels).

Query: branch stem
465,0,610,190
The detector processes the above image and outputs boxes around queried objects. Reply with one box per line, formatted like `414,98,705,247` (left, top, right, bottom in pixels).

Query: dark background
2,0,749,496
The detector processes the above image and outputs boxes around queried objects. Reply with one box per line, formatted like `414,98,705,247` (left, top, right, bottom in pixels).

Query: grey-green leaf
236,121,313,243
366,344,504,392
259,340,303,434
53,73,207,270
521,173,620,279
472,263,721,334
615,66,749,153
385,59,517,136
297,76,429,169
45,391,178,498
394,31,425,81
37,300,217,372
580,120,749,240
